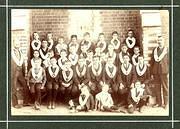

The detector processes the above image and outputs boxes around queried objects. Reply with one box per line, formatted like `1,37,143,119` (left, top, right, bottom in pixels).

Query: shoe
153,104,161,108
139,107,143,113
14,104,22,109
162,104,168,109
51,102,55,109
47,105,51,109
34,101,40,110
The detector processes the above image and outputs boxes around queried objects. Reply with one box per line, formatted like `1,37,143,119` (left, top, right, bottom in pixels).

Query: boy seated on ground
68,84,94,113
95,83,119,112
127,80,149,114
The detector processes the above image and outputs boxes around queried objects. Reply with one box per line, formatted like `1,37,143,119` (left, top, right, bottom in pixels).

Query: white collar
111,38,120,50
48,65,60,78
62,68,73,82
76,64,86,77
121,63,132,75
39,48,49,60
105,64,117,78
126,37,136,48
92,63,102,76
12,48,24,66
32,67,43,80
97,41,107,52
68,53,78,65
119,52,124,64
107,52,116,63
154,47,167,62
82,40,92,50
132,54,140,66
31,40,41,50
69,42,79,52
136,63,147,76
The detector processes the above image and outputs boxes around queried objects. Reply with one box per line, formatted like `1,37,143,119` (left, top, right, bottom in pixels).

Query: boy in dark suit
46,58,60,109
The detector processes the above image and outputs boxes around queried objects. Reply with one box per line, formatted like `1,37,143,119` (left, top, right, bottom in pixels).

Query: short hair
121,43,127,48
58,36,64,39
33,32,38,35
123,54,130,59
134,46,140,49
47,32,52,35
60,49,67,54
99,33,104,36
112,31,118,35
83,32,90,37
93,55,100,60
50,57,57,61
71,35,77,39
42,39,47,42
33,50,39,54
128,29,134,32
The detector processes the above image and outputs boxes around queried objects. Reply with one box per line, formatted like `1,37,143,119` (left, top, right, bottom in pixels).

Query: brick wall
30,10,142,45
30,9,69,41
99,10,142,46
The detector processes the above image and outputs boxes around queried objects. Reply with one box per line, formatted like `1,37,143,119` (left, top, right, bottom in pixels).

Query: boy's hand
130,83,134,89
76,105,82,110
119,83,124,89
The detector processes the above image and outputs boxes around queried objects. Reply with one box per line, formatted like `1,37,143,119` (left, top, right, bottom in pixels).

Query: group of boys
12,30,169,114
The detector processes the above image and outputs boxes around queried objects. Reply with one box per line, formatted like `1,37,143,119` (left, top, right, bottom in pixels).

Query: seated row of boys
27,54,149,113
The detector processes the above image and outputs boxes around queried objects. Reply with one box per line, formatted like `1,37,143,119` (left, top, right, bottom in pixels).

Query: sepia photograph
11,9,169,116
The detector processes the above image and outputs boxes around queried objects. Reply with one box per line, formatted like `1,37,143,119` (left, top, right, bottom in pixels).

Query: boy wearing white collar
118,55,136,106
27,60,47,110
103,57,118,104
119,44,130,65
31,32,41,51
132,46,140,66
86,50,94,68
106,43,117,65
55,36,67,58
74,56,88,91
125,29,136,55
46,32,54,51
31,50,42,67
96,33,107,53
69,35,79,54
59,60,79,103
68,43,79,67
127,81,148,113
87,56,103,96
110,31,121,53
69,84,94,113
39,40,49,61
46,58,60,109
135,56,151,95
95,83,119,112
58,49,68,70
151,36,169,108
81,32,94,52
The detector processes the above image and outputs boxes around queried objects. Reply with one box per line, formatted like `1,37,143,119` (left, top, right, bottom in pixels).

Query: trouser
46,81,59,105
72,94,95,111
59,84,80,103
88,82,102,96
154,74,168,106
12,68,30,107
108,82,119,105
117,86,130,105
29,83,42,105
103,105,119,112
